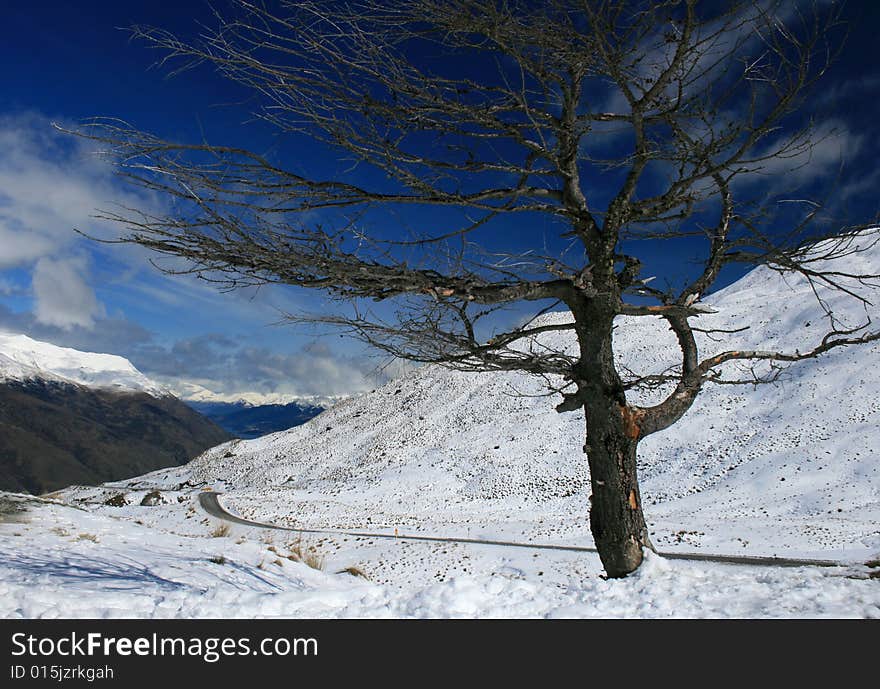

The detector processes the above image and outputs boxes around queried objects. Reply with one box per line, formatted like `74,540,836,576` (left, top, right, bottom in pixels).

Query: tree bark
573,298,649,578
582,398,648,577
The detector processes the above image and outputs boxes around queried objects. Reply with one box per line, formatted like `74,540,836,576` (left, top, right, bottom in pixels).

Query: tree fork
69,0,871,581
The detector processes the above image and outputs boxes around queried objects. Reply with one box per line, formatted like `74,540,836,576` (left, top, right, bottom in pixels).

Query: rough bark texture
573,297,648,577
583,403,647,577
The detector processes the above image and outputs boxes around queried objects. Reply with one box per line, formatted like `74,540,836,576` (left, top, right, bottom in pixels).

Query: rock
140,490,164,506
104,493,127,507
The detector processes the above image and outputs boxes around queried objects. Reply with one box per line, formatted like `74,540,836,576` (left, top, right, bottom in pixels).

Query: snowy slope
0,331,167,396
1,491,877,618
23,233,878,618
157,233,880,561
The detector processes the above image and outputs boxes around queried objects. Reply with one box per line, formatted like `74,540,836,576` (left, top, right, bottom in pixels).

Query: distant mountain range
0,333,229,494
167,380,343,408
186,400,325,439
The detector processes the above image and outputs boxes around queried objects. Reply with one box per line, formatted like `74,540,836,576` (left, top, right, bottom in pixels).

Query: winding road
199,491,850,569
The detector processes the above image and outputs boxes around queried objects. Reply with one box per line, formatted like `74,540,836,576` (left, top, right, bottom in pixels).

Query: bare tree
70,0,880,577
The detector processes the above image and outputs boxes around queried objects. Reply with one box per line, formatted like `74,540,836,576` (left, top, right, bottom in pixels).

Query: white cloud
0,112,408,396
0,227,55,268
32,256,105,330
0,110,169,302
735,120,862,189
0,113,119,259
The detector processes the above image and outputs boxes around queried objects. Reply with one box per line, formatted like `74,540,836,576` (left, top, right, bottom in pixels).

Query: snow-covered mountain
0,331,167,396
169,379,345,408
0,333,228,494
152,233,880,562
17,233,880,618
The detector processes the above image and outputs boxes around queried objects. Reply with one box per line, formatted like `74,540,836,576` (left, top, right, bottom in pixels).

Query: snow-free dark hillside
0,333,230,493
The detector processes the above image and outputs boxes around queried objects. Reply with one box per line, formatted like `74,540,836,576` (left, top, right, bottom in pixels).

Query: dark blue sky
0,1,878,400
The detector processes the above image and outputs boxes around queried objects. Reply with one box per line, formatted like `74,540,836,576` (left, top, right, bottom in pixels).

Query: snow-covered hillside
157,233,880,562
0,331,167,396
1,492,877,618
0,332,227,494
6,233,880,618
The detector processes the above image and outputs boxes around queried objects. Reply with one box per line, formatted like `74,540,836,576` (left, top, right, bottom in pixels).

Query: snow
160,235,880,564
2,233,880,618
0,331,167,396
168,378,347,407
1,494,876,618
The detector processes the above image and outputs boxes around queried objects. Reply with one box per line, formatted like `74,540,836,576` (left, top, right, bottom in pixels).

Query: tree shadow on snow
0,551,188,591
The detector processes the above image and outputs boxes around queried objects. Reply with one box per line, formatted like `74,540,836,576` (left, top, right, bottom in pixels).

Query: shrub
270,536,326,571
210,523,231,538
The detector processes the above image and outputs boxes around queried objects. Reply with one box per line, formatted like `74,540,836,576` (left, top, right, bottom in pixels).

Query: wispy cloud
0,111,388,397
136,335,404,398
0,111,163,329
32,255,106,329
733,120,864,194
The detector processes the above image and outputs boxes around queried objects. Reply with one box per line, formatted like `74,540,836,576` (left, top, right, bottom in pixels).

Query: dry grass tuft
210,522,231,538
265,536,326,571
301,549,325,571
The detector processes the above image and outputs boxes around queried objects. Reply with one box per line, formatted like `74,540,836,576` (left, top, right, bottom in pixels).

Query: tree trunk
573,297,650,578
582,397,648,577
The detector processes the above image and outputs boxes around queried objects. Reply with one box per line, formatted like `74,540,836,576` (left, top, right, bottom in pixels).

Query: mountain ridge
0,331,168,396
0,333,229,494
187,399,324,439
